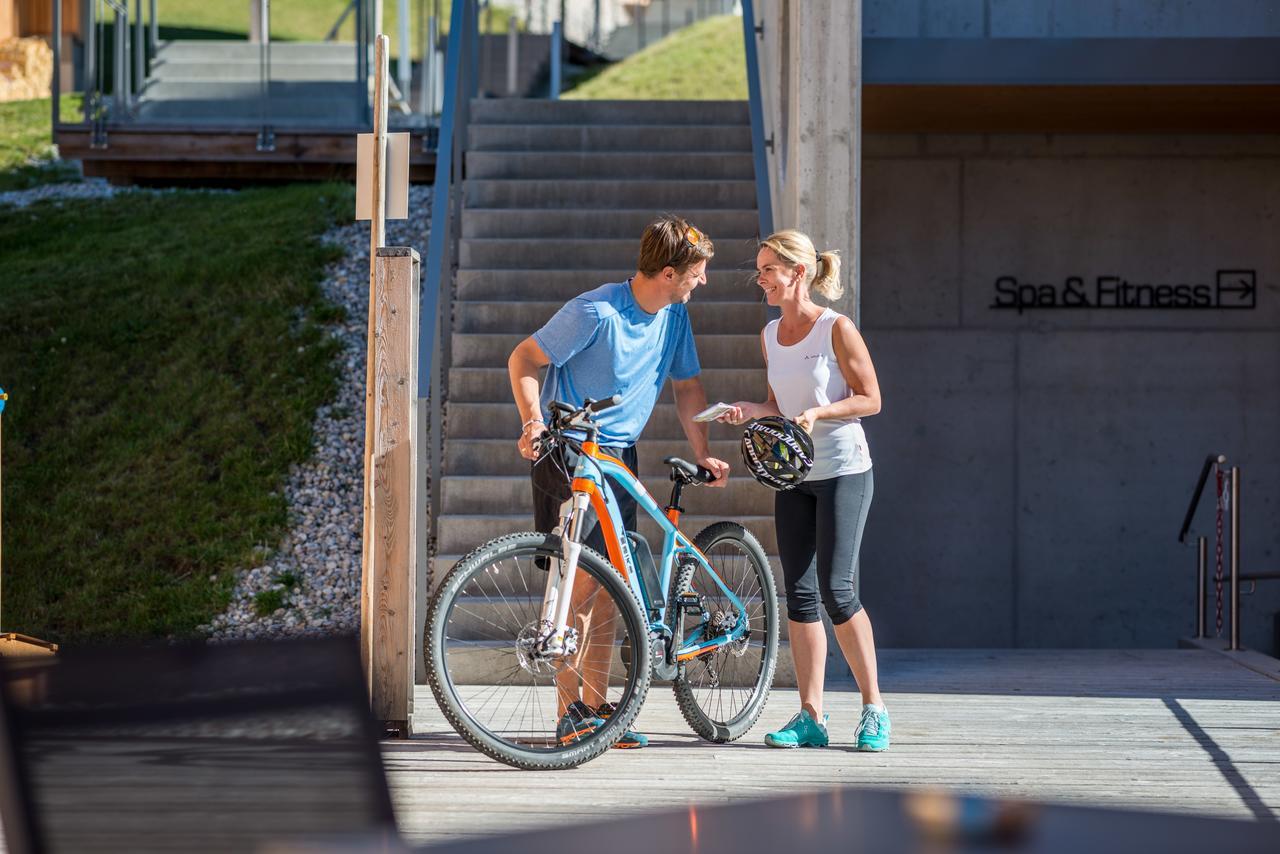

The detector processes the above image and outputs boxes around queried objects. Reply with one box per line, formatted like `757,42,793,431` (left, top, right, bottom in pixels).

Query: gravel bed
203,185,433,641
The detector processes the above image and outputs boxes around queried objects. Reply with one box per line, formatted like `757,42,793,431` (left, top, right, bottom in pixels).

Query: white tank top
763,308,872,480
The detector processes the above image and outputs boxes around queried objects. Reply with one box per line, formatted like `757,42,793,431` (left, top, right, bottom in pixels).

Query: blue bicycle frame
563,445,750,661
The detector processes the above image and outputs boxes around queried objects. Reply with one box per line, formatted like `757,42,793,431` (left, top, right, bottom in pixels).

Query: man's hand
518,422,547,461
698,455,730,488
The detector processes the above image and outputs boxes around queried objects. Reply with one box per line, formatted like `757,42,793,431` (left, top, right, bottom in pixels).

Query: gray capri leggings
775,468,873,625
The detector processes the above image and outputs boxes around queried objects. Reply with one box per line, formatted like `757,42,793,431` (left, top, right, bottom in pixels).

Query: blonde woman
720,229,889,751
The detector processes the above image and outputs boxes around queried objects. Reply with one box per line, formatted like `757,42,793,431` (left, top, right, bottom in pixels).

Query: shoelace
859,707,882,736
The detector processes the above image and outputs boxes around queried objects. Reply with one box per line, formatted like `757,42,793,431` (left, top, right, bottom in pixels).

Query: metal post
549,19,561,98
134,0,144,93
637,3,646,49
1196,536,1207,639
113,6,127,116
592,0,601,50
468,0,480,100
398,0,411,104
1230,466,1241,651
85,0,97,112
418,12,432,115
662,0,669,38
257,0,274,150
150,0,158,56
52,0,62,128
506,15,519,95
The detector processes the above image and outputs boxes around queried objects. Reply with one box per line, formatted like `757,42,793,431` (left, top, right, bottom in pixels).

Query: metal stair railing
1178,454,1276,650
419,0,480,557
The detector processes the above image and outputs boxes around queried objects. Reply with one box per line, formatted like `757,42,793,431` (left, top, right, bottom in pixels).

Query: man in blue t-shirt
507,215,730,750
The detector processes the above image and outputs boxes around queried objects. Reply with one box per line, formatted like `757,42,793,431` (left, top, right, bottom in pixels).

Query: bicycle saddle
664,456,716,484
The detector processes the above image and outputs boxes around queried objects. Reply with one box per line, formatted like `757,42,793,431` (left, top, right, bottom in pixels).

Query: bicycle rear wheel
425,532,651,770
672,522,778,742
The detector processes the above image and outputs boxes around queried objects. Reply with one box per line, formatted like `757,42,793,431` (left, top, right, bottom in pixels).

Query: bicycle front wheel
672,522,778,743
425,532,651,770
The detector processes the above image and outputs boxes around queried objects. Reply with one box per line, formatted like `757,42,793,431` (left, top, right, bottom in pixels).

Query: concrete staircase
432,99,799,683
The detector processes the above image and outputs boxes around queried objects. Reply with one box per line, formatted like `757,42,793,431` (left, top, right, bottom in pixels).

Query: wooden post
366,248,420,737
360,35,390,685
0,388,5,628
360,34,418,736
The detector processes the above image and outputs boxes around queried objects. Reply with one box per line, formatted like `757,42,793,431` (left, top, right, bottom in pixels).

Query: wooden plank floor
389,649,1280,847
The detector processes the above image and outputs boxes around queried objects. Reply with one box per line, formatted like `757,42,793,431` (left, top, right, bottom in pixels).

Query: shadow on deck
395,649,1280,846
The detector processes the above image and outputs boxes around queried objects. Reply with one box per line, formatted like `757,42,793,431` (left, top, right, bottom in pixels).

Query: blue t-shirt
534,281,701,446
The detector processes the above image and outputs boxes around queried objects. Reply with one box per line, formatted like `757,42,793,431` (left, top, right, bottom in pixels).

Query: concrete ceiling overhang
859,37,1280,132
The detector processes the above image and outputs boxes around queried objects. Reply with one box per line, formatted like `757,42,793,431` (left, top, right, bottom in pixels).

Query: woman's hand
795,408,821,433
718,401,760,426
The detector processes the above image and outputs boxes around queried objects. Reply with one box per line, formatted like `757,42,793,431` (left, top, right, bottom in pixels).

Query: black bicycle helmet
740,416,815,491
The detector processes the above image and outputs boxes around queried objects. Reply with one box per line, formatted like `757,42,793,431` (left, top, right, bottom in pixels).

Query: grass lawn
565,14,745,100
0,96,83,192
0,184,351,641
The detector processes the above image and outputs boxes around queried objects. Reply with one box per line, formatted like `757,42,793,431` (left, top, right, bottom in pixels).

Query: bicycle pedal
675,592,703,614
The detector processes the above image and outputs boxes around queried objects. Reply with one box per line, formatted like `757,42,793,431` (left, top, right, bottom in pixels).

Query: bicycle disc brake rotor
515,620,577,676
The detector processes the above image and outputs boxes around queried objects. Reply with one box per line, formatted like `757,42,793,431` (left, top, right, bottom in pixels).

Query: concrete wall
856,133,1280,653
865,0,1280,38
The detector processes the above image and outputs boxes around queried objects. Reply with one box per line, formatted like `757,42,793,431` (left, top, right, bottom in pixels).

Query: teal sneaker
855,704,891,752
595,702,648,749
764,709,829,748
556,700,604,745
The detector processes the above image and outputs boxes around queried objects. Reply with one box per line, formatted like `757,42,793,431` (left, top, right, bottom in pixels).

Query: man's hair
637,215,714,276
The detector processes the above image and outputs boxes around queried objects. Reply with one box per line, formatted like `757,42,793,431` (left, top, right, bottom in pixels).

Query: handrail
325,0,358,41
1177,453,1226,543
420,0,476,555
740,0,773,240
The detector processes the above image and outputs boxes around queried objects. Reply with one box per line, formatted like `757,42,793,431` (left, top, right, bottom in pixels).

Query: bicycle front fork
537,490,591,657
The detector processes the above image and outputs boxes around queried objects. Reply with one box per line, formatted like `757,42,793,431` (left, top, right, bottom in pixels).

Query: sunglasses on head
683,224,704,247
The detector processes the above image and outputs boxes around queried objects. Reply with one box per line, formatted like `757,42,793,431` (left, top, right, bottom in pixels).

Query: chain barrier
1214,463,1226,637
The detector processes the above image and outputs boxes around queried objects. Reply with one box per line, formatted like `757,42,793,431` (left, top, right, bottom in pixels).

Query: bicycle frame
537,438,750,663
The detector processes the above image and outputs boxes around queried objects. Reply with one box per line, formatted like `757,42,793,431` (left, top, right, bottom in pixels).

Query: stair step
436,594,788,640
430,641,790,688
441,474,772,515
135,98,364,125
436,513,779,557
429,551,784,596
466,151,754,180
448,402,751,440
455,269,758,301
458,237,758,271
465,179,757,209
154,40,356,62
454,299,766,334
469,98,750,125
447,366,766,403
468,123,752,152
443,438,746,477
450,333,762,369
139,80,364,101
151,61,359,82
460,208,760,240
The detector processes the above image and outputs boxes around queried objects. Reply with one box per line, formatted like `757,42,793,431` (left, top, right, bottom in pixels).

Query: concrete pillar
778,0,861,323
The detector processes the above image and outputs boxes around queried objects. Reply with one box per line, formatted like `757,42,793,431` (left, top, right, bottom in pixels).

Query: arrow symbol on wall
1215,270,1257,308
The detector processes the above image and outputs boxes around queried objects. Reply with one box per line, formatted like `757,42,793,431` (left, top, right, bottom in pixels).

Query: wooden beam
365,248,420,737
862,84,1280,133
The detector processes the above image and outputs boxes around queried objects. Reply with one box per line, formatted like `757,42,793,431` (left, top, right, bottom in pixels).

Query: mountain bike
425,396,779,769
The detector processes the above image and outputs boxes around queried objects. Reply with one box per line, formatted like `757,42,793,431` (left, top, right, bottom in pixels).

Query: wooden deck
390,649,1280,847
53,125,437,185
